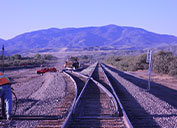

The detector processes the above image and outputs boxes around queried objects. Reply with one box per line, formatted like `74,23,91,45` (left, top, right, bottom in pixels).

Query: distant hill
2,24,177,51
0,38,5,45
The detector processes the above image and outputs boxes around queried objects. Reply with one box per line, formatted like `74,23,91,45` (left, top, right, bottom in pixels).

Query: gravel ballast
104,64,177,128
1,60,177,128
0,61,67,128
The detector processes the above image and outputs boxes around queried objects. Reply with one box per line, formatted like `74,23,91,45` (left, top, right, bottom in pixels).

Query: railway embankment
103,64,177,128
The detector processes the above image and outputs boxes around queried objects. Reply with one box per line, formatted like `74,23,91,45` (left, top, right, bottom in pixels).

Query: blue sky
0,0,177,39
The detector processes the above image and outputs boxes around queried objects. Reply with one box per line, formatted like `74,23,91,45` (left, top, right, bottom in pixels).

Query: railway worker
0,71,12,120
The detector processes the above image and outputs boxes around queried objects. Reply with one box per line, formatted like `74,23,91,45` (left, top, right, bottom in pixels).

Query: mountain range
0,38,5,44
1,24,177,51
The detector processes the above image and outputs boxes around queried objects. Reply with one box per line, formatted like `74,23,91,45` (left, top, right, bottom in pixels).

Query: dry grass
127,70,177,91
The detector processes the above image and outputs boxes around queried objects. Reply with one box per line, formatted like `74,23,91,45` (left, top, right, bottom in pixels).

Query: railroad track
62,63,132,128
36,62,133,128
101,64,160,127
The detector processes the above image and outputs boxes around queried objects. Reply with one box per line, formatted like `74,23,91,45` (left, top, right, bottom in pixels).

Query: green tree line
0,53,57,67
104,51,177,77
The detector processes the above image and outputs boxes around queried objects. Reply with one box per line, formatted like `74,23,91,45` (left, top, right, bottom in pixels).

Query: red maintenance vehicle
50,67,57,72
36,67,57,74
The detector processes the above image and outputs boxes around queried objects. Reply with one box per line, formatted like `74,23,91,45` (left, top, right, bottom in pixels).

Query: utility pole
2,44,4,73
146,50,152,91
1,44,5,117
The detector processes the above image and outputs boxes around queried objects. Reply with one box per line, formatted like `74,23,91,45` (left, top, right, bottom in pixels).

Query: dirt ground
0,57,67,128
127,70,177,91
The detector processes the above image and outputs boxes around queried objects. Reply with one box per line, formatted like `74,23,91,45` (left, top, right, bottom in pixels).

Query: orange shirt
0,72,11,86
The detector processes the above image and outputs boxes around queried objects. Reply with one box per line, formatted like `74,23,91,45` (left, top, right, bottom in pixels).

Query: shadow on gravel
0,115,61,128
70,80,102,127
11,115,60,120
4,65,40,71
66,72,85,97
17,98,38,113
103,67,160,127
104,64,177,109
151,114,177,117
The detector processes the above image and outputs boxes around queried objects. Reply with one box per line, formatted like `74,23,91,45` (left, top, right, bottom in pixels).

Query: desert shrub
78,55,93,64
136,54,149,70
0,61,10,67
20,59,32,65
11,54,22,60
153,51,175,74
104,54,148,71
168,59,177,76
34,53,42,60
1,53,57,67
43,54,56,60
104,50,177,76
104,55,121,65
34,59,44,65
13,60,20,66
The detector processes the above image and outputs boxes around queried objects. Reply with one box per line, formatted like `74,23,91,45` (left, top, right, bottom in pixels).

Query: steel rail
100,63,133,128
72,62,98,113
61,71,78,128
90,78,118,115
62,62,98,128
72,71,119,115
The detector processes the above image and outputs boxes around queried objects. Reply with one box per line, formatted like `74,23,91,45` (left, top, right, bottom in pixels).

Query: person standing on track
0,71,12,120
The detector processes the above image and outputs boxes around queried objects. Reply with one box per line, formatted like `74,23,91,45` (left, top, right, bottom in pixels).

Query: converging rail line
36,62,133,128
62,63,132,128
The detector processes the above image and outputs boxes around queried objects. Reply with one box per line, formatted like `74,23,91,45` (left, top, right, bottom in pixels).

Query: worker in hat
0,71,12,120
